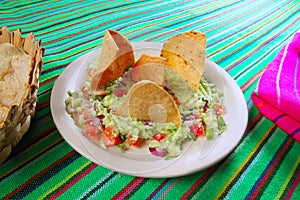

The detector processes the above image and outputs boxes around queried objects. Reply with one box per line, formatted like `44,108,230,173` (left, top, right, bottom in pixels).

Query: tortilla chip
161,51,201,91
131,53,166,85
0,26,44,164
0,26,10,44
91,30,134,95
161,31,206,90
0,43,33,108
117,80,181,127
183,31,206,51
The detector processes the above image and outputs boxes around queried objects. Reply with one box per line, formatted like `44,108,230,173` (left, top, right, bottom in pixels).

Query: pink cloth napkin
251,32,300,143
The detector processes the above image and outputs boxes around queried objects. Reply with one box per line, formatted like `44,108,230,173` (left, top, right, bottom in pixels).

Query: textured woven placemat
0,0,299,199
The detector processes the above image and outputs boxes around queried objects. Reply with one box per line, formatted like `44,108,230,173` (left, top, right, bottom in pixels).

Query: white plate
50,42,248,178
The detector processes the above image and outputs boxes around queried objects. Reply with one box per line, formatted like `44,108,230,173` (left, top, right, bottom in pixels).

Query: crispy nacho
91,30,134,95
0,26,44,163
161,31,206,90
126,80,181,127
131,53,165,85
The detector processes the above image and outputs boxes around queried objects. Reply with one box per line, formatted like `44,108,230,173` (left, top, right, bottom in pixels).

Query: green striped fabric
1,0,299,199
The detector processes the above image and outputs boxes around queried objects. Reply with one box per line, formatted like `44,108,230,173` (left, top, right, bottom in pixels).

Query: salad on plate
65,30,227,159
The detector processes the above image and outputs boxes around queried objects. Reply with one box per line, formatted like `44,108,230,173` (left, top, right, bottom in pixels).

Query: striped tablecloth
1,0,299,199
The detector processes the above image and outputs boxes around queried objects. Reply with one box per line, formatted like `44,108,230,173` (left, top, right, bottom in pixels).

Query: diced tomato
102,126,122,146
83,124,101,141
102,135,122,146
152,132,167,141
74,108,91,123
114,136,123,145
189,123,205,137
79,108,92,120
127,135,141,146
215,103,225,116
86,117,101,127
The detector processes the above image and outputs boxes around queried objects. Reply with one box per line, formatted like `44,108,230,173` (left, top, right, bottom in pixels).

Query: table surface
1,0,299,199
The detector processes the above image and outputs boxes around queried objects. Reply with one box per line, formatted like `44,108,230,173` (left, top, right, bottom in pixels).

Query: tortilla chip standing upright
161,31,206,91
182,31,206,51
91,30,134,95
131,53,166,85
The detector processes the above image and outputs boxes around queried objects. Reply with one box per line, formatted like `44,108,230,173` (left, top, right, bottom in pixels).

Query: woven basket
0,26,44,164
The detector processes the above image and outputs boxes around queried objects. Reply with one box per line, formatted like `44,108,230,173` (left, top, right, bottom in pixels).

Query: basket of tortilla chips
0,26,44,163
65,30,227,159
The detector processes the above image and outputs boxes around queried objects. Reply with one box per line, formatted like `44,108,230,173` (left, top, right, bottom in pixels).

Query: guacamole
65,58,227,159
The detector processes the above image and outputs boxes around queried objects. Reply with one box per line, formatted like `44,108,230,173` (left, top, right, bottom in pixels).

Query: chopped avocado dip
65,57,227,159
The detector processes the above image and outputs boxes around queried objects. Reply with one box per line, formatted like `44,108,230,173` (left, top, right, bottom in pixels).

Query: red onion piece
149,147,166,157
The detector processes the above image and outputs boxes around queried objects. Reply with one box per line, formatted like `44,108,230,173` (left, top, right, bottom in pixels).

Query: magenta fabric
251,32,300,142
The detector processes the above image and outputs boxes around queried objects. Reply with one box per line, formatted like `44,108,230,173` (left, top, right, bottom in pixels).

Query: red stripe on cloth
112,177,145,200
40,75,59,87
147,179,170,199
31,125,57,143
180,166,216,199
241,69,264,92
245,112,262,133
36,100,50,111
248,138,293,200
285,168,300,200
4,151,77,199
49,163,97,199
8,125,58,159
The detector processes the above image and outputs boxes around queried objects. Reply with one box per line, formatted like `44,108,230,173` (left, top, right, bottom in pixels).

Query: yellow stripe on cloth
38,160,91,200
275,156,300,199
214,124,276,199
